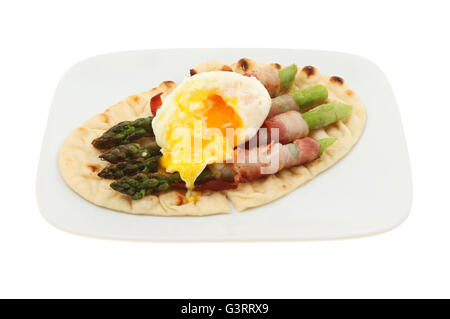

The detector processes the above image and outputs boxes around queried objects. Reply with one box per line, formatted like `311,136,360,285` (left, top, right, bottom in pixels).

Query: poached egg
152,71,271,189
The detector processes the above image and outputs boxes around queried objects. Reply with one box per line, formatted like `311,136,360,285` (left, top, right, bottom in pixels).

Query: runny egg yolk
204,94,243,136
159,90,243,190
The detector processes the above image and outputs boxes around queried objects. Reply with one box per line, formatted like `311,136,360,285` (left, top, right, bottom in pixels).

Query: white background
1,0,449,298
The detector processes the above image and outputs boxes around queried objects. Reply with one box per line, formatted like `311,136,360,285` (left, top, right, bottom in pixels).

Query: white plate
36,49,412,241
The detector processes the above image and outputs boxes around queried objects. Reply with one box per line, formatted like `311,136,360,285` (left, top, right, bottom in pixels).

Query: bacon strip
233,137,320,183
294,137,321,164
268,94,298,117
172,180,236,191
249,110,309,146
262,111,309,144
194,180,237,191
244,64,281,98
150,92,163,115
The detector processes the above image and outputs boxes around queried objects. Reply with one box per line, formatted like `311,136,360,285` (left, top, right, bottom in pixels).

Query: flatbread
59,80,231,216
59,58,366,215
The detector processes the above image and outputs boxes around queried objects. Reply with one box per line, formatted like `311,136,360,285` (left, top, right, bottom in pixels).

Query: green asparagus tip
289,84,328,110
279,64,298,92
302,102,353,130
318,138,337,155
92,116,154,150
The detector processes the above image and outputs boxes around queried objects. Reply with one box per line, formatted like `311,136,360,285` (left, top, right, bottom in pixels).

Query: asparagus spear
302,103,352,130
110,168,216,199
289,85,328,111
99,142,161,163
279,64,298,93
269,85,329,117
110,173,180,199
318,138,337,155
98,156,160,179
109,138,336,199
92,117,154,150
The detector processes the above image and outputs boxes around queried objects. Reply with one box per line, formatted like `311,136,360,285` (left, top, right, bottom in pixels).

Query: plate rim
36,48,413,241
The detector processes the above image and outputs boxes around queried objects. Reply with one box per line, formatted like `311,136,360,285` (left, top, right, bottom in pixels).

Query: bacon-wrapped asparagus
261,110,310,144
268,85,329,117
245,65,280,97
255,103,352,145
268,94,299,117
233,137,321,183
245,64,298,98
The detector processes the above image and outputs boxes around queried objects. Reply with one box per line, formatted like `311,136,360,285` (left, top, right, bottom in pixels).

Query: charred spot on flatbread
87,164,101,173
100,113,110,124
302,66,316,77
189,61,232,76
330,76,344,85
174,192,188,206
162,80,176,88
237,58,250,72
271,63,282,70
